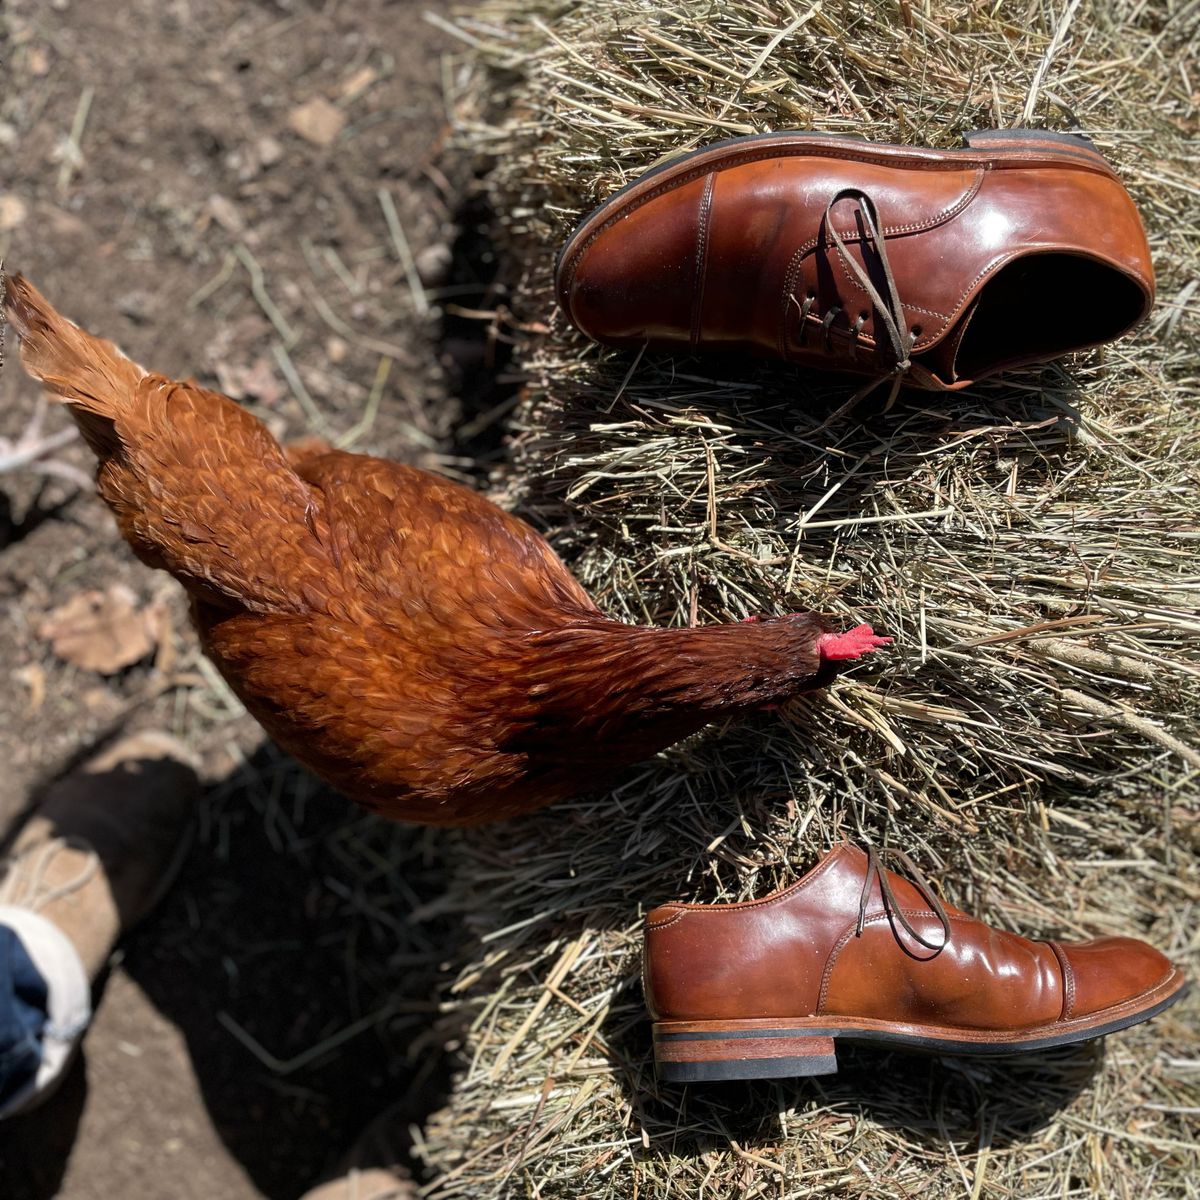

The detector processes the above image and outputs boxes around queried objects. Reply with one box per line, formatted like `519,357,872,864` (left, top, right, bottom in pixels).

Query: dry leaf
27,45,51,76
39,585,159,674
0,193,28,231
340,65,378,101
287,97,346,147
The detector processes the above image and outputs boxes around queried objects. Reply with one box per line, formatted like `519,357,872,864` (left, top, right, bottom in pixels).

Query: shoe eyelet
806,288,816,299
911,324,923,337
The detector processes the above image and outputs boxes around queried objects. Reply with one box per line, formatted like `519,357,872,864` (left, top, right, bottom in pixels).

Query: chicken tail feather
3,271,340,616
3,272,145,459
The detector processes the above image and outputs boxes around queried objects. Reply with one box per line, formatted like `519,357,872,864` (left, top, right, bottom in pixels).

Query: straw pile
413,2,1200,1195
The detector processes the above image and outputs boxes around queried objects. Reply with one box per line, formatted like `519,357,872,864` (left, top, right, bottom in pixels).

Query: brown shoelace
798,188,916,414
856,843,952,958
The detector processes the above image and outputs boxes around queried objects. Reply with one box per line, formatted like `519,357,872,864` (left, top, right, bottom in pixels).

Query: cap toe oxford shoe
557,129,1154,394
644,843,1185,1083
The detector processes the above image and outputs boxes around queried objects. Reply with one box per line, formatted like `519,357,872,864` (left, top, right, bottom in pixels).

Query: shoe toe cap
1059,935,1178,1019
559,176,709,344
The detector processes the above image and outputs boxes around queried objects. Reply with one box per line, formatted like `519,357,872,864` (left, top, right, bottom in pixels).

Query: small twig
377,188,429,316
217,1005,396,1076
56,85,94,197
742,2,822,81
422,9,484,47
335,354,391,449
729,1141,787,1176
188,251,238,310
26,460,93,490
1063,689,1200,770
271,342,332,436
234,244,298,346
797,508,954,532
1022,0,1084,122
0,426,78,474
305,287,409,360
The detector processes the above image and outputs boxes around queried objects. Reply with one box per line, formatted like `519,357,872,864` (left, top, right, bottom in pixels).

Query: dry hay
412,2,1200,1196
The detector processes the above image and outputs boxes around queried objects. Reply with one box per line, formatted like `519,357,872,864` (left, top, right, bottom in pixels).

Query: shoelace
857,843,952,957
797,187,916,413
0,836,100,912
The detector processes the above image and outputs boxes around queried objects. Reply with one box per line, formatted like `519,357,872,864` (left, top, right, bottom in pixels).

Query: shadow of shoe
599,983,1102,1161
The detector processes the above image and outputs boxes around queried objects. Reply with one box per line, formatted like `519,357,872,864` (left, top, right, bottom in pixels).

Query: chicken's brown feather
196,602,545,824
4,272,143,458
293,450,600,627
5,274,337,613
100,376,341,613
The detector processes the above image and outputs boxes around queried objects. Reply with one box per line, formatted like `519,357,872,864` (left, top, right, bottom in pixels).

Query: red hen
2,274,890,825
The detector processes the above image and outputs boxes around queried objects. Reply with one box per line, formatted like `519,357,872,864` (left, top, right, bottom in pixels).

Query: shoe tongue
918,295,983,386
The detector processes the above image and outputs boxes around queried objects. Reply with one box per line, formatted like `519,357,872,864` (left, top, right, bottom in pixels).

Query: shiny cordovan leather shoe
644,843,1186,1083
557,130,1154,399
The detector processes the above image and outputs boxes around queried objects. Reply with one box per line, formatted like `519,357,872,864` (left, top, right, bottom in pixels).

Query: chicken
1,274,891,825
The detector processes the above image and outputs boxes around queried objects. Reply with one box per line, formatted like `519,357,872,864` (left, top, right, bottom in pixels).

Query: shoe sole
653,970,1187,1084
554,126,1115,310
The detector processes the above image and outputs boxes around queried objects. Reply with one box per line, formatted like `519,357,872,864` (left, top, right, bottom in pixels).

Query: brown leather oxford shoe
557,130,1154,396
645,843,1185,1082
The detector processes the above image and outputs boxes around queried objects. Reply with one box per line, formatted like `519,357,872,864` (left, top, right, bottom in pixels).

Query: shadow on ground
0,741,458,1200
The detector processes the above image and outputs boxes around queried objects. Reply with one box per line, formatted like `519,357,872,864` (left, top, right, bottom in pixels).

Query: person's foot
0,731,199,979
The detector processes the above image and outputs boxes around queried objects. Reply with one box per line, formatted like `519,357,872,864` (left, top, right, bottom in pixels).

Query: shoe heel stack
961,127,1111,169
653,1021,838,1083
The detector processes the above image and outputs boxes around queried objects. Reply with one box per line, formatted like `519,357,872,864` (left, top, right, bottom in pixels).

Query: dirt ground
0,1,497,1195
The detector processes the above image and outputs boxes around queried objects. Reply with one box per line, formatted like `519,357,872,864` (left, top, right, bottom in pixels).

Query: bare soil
0,1,497,1195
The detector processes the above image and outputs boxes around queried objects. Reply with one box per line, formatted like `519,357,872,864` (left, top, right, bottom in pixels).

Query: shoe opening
953,253,1147,380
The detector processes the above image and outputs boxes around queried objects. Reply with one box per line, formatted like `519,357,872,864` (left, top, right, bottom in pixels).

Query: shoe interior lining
954,254,1146,379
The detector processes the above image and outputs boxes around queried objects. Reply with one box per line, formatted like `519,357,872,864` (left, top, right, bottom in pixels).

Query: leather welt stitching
818,909,952,1013
809,167,984,253
1052,968,1178,1027
563,145,993,294
690,172,716,349
1049,940,1076,1019
645,908,689,930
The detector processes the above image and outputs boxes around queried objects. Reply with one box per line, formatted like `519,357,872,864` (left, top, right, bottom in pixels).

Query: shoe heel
653,1021,838,1083
961,127,1110,167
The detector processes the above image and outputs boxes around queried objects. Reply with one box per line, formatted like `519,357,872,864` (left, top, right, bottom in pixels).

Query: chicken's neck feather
519,614,835,724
